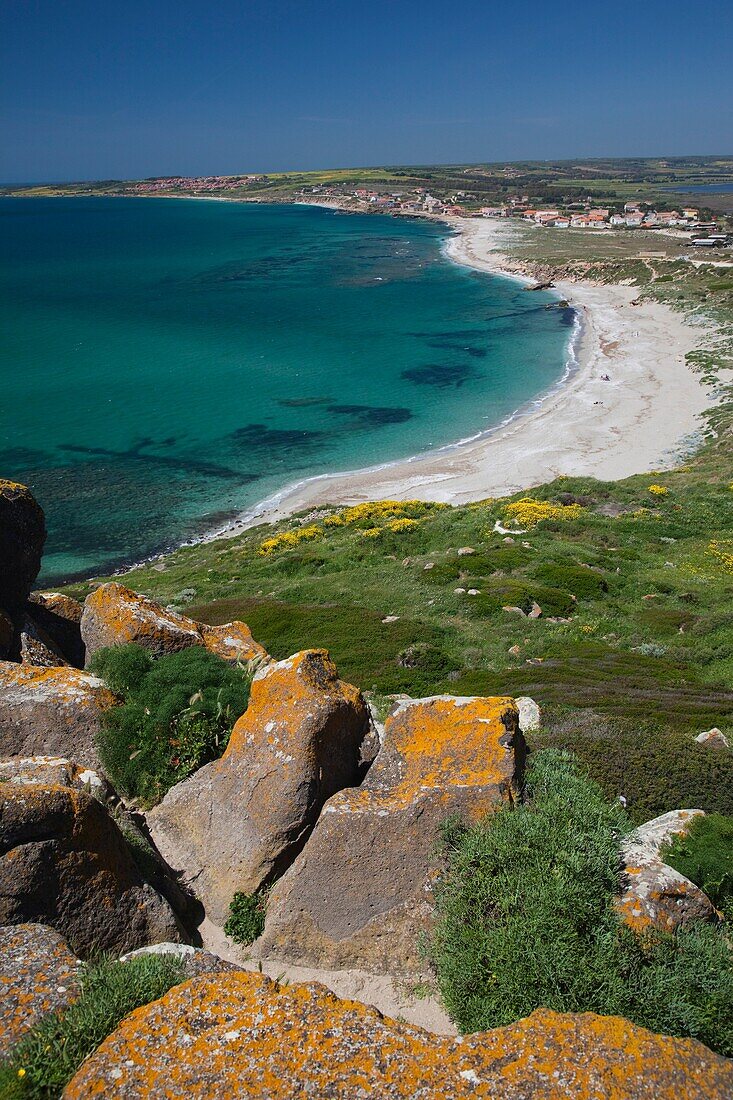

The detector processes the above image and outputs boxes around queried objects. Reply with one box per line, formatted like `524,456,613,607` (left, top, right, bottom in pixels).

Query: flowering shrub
336,500,442,526
257,501,442,553
258,524,322,555
258,531,301,555
387,517,419,532
360,517,420,539
502,497,585,530
648,484,669,496
708,540,733,574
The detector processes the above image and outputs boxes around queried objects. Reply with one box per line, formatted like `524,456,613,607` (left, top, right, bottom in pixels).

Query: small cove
0,198,573,582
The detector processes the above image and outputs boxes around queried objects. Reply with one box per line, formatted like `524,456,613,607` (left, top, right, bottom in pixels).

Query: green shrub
225,891,267,945
533,718,733,822
92,644,251,806
467,580,575,618
431,750,733,1054
629,922,733,1054
431,750,630,1032
395,643,460,678
420,547,532,585
90,643,153,695
662,814,733,918
0,954,184,1099
533,562,609,598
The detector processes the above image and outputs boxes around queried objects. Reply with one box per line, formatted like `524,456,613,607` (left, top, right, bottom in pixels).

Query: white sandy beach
208,215,714,537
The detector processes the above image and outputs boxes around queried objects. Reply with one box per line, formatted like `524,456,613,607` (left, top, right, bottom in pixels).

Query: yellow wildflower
332,499,445,527
708,540,733,574
386,517,419,532
648,484,669,496
257,525,323,555
502,497,584,530
361,527,383,538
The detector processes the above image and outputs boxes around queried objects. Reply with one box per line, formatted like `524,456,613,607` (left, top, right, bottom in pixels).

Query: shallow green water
0,197,573,582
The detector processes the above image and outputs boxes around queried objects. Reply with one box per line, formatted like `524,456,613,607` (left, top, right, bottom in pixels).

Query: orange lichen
82,583,266,664
616,863,717,934
0,479,37,497
331,695,521,815
199,621,268,664
63,971,733,1099
224,650,365,758
0,662,117,711
0,924,80,1048
83,583,202,650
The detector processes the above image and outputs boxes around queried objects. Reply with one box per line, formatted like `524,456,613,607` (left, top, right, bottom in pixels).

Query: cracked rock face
62,970,733,1100
148,650,370,924
258,694,524,975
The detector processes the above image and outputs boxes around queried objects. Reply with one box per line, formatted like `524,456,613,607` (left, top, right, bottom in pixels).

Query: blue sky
1,0,731,182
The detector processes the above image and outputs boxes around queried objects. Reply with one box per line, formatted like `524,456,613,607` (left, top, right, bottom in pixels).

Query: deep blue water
0,198,573,582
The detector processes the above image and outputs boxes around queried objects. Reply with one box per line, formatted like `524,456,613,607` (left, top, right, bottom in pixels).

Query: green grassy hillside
65,420,733,822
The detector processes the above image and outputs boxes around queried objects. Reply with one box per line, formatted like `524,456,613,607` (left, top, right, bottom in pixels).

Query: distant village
128,174,269,194
120,174,729,245
330,189,727,244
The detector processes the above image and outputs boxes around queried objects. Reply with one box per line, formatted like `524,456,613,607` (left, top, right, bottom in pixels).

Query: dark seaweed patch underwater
0,197,570,582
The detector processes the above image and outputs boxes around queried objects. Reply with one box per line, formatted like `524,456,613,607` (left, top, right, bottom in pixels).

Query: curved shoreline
193,215,713,545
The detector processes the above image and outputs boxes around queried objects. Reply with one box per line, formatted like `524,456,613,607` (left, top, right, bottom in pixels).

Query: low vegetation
90,644,251,806
66,441,733,821
224,891,267,946
0,954,184,1099
430,750,733,1055
663,813,733,919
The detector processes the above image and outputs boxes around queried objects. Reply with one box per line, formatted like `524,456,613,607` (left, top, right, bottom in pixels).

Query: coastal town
111,171,731,245
310,187,728,243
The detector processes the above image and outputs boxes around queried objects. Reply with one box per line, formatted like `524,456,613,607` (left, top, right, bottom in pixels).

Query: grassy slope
62,221,733,822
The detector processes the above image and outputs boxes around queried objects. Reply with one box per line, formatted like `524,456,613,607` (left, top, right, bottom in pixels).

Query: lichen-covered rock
81,583,203,661
148,650,369,923
29,592,83,625
0,481,46,613
28,592,85,668
0,784,183,957
259,694,524,974
0,923,81,1052
199,621,267,665
120,942,241,981
0,756,109,798
516,695,541,732
81,582,267,665
62,971,733,1100
617,809,717,933
18,613,69,668
695,727,730,749
0,663,116,769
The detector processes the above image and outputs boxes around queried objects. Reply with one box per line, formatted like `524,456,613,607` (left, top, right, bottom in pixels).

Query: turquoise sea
0,198,574,583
